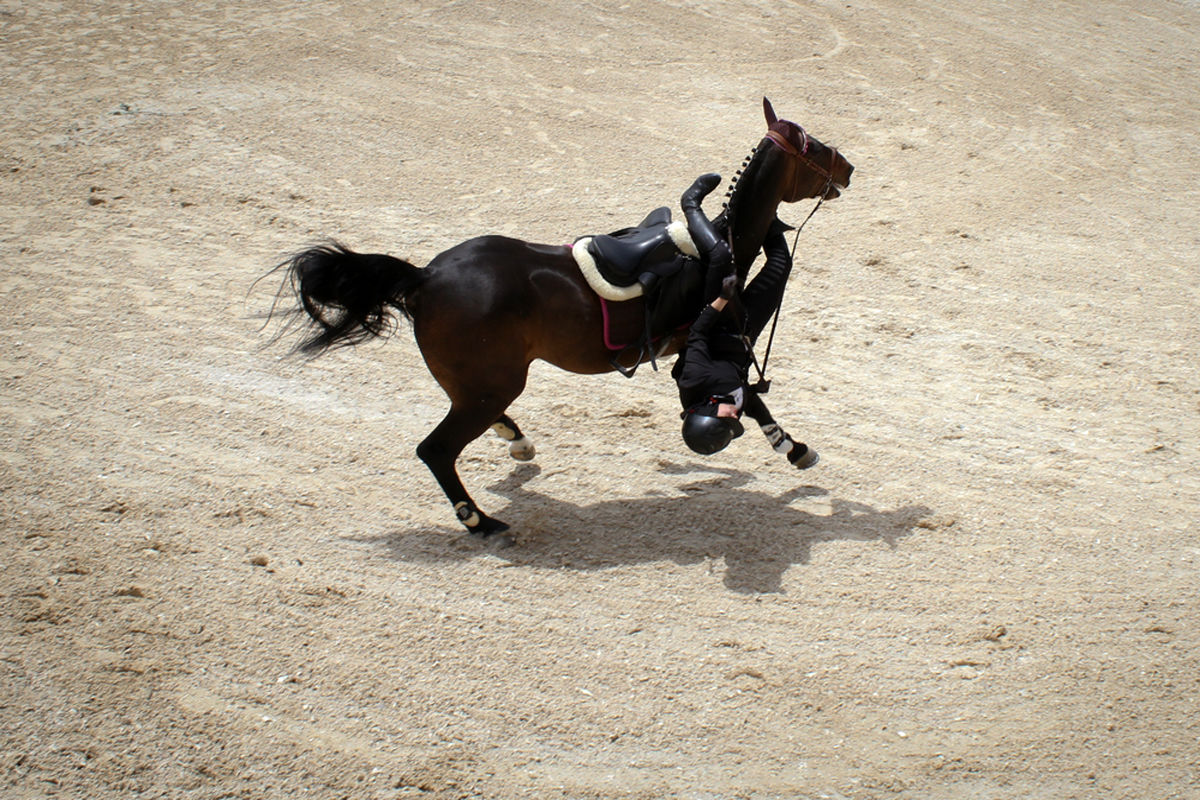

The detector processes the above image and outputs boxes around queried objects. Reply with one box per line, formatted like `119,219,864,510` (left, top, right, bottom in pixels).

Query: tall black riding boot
681,173,733,298
681,173,725,256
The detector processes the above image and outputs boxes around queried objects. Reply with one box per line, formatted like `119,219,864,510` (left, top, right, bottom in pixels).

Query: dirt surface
3,1,1199,798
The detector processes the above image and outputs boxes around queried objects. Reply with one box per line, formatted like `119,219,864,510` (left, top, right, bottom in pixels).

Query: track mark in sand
776,1,850,62
529,123,565,154
176,684,393,761
822,23,850,61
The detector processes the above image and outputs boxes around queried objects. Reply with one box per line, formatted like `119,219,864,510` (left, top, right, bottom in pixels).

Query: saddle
573,207,701,300
572,207,705,376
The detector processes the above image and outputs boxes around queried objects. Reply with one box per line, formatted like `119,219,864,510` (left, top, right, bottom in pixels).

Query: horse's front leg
743,393,820,470
416,402,513,536
491,413,535,461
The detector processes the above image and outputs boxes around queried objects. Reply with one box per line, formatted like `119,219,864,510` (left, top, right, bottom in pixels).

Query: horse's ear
763,97,777,126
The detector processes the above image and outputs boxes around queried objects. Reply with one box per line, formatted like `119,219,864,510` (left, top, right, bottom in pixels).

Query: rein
722,125,840,393
748,129,834,392
748,194,824,393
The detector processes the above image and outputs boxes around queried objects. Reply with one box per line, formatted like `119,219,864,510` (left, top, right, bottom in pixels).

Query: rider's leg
681,173,734,300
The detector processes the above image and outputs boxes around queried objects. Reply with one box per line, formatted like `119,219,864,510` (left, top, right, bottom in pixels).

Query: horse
267,98,853,536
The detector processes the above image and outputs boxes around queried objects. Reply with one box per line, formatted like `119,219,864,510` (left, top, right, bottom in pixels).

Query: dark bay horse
269,99,853,535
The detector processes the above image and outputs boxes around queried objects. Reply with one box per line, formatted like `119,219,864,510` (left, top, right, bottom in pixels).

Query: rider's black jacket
672,229,793,413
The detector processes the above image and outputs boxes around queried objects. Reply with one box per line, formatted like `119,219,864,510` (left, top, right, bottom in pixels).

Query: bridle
764,127,844,194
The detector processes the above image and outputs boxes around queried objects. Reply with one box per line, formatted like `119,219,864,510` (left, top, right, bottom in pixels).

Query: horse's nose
841,162,854,188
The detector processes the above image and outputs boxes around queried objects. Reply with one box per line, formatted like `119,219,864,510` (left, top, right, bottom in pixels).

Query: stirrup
609,309,659,378
611,351,639,378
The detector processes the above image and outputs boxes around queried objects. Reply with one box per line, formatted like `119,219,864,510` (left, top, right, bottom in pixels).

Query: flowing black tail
268,241,425,355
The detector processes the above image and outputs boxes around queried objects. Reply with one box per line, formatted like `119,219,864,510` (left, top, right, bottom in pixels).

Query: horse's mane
713,140,767,236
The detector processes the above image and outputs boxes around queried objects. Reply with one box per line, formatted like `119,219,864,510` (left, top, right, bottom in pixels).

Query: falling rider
671,173,819,469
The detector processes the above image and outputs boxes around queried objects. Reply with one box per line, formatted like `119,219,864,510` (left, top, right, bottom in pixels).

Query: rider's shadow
378,463,934,594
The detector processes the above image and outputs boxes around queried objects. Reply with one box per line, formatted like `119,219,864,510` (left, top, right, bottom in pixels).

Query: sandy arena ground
2,1,1199,798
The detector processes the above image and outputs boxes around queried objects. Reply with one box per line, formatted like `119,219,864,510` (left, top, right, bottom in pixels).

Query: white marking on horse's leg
492,421,536,461
491,421,517,440
761,421,819,468
760,422,793,454
454,501,481,529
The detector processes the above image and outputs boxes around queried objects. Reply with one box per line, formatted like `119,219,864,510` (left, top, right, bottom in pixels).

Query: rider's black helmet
681,402,745,455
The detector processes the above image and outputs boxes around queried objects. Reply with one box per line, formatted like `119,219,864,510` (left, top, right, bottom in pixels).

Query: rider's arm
685,303,723,352
692,272,737,333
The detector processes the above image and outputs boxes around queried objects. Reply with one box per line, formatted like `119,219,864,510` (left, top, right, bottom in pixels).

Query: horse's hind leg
416,400,516,536
491,413,535,461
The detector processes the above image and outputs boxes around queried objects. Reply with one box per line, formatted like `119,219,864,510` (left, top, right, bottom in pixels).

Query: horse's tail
268,241,425,355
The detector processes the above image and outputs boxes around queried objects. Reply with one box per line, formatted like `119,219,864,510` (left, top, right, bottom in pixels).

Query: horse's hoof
466,513,510,537
790,444,819,470
508,437,535,461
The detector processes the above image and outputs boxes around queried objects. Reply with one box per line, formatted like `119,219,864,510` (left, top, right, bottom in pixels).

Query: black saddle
584,207,693,292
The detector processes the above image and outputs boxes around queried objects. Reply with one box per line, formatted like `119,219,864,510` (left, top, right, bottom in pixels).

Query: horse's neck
723,145,788,276
731,208,778,272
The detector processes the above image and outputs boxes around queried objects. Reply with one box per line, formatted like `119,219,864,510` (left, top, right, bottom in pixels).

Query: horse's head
718,99,855,272
762,97,853,201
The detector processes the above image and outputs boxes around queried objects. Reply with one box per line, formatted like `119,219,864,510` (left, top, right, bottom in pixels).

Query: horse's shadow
370,463,933,594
